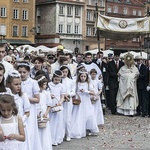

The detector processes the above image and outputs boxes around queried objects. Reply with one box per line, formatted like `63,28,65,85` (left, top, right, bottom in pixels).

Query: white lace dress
0,115,24,150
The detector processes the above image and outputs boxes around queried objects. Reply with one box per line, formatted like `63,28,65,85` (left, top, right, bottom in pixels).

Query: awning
4,39,33,45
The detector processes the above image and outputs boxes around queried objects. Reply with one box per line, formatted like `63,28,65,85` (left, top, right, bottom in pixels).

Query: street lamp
95,0,101,53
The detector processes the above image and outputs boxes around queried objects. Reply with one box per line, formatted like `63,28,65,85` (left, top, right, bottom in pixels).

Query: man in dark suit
136,55,147,117
108,51,124,114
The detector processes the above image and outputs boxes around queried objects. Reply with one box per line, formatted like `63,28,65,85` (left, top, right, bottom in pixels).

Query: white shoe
52,143,58,146
66,137,71,142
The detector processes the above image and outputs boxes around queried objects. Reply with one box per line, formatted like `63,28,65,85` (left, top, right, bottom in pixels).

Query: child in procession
48,70,65,146
60,65,75,142
90,68,104,125
0,94,25,150
35,74,53,150
17,61,42,150
70,69,99,138
6,70,31,150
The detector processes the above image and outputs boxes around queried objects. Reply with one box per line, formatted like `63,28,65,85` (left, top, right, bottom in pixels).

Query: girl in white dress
35,74,53,150
0,63,12,95
70,69,99,138
6,70,31,150
0,94,25,150
17,61,42,150
90,69,104,125
60,65,75,142
48,70,65,146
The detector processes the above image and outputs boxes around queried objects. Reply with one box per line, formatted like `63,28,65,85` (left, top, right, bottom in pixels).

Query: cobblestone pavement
53,110,150,150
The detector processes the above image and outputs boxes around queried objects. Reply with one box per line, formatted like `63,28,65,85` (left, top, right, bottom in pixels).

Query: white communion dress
0,115,24,150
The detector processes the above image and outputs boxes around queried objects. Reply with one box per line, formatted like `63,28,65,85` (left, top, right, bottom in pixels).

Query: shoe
58,142,62,145
142,114,146,117
66,137,71,142
87,132,92,136
135,113,141,116
91,133,98,136
52,143,58,146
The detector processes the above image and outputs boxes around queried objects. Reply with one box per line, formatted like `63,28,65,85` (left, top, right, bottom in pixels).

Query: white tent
120,51,148,59
84,49,114,57
137,52,148,59
50,46,73,53
16,45,37,53
36,45,51,53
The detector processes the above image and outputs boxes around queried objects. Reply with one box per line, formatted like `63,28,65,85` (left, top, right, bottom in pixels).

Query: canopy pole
95,2,100,53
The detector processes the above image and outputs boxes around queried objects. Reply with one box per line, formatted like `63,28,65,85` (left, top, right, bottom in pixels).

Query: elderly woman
116,53,139,116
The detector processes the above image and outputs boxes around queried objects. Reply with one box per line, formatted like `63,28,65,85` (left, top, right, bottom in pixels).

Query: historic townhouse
0,0,35,45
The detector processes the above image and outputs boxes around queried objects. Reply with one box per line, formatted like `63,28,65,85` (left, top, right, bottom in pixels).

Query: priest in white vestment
116,53,139,116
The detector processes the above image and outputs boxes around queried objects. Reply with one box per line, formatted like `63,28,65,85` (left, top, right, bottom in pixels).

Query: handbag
72,94,81,105
37,112,49,128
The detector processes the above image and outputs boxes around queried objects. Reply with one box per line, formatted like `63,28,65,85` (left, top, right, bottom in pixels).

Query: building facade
35,0,105,53
0,0,35,45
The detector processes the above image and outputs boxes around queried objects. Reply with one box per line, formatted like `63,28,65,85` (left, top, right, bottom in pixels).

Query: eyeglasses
0,51,5,53
8,61,13,63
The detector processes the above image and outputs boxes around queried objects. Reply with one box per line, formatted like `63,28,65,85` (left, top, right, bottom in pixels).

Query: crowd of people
0,42,149,150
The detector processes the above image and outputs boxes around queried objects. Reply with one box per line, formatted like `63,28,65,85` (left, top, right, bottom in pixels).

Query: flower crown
8,70,20,77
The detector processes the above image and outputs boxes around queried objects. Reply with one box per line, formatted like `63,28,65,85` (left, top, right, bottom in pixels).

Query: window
93,27,96,36
14,0,19,2
36,26,41,34
22,10,28,20
13,9,19,19
107,7,111,13
100,0,104,7
13,26,18,36
59,24,63,33
23,0,28,2
74,25,79,34
86,26,91,36
114,6,118,13
132,10,136,15
67,6,72,16
138,10,142,16
22,26,27,37
59,5,64,15
0,24,6,35
88,0,91,5
75,6,80,16
87,11,91,21
0,7,6,17
123,8,128,14
67,25,71,34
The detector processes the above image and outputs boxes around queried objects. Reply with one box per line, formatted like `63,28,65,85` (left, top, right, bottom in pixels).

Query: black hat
47,54,55,59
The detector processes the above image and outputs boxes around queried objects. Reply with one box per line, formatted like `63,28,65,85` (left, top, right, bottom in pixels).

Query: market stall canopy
84,49,114,57
97,14,150,40
16,45,37,53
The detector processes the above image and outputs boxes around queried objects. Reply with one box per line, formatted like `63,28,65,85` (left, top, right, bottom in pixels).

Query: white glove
146,86,150,91
22,115,28,123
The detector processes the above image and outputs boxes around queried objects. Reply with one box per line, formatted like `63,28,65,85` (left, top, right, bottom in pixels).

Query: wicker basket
51,105,63,113
38,118,49,128
72,94,81,105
